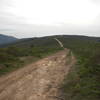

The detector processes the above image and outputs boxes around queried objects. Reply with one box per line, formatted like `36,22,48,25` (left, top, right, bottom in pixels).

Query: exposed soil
0,49,76,100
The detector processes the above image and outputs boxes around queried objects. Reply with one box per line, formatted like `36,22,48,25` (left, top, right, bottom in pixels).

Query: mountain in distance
0,34,100,48
11,35,100,48
0,34,18,46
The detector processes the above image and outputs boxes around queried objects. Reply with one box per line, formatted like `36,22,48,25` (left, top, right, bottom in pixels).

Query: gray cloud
0,0,100,38
91,0,100,4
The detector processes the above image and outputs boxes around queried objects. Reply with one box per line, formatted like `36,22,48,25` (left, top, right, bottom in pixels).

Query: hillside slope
0,49,76,100
0,34,17,47
9,35,100,48
0,35,100,100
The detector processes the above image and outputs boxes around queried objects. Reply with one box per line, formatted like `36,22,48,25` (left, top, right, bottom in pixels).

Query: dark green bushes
62,40,100,100
0,45,61,75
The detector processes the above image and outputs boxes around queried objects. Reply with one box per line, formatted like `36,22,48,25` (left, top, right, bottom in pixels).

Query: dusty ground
0,49,75,100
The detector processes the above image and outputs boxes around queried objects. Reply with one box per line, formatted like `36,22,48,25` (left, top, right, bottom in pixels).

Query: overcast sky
0,0,100,38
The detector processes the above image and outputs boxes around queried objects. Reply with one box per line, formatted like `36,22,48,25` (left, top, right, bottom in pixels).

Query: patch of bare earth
0,49,76,100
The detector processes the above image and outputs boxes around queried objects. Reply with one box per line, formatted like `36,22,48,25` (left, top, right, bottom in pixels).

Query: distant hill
0,34,17,46
10,35,100,48
0,35,100,48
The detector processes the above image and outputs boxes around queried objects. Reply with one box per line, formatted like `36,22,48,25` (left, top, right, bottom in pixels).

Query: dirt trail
0,49,76,100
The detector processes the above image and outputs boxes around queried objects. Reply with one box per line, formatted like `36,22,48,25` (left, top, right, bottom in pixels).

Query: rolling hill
0,34,18,47
0,35,100,100
6,35,99,47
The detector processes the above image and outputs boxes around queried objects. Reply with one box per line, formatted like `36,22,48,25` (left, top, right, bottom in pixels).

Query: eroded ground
0,49,75,100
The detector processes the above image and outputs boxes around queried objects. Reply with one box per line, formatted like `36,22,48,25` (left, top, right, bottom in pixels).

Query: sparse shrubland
0,35,100,100
0,45,61,75
61,37,100,100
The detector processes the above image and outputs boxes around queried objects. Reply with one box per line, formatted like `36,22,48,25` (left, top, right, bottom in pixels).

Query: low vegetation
0,35,100,99
61,37,100,100
0,45,61,75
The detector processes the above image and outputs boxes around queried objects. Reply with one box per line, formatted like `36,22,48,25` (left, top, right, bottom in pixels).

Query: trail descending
0,49,76,100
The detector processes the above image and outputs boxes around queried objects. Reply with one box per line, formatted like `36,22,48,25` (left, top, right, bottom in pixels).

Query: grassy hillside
0,44,61,75
60,36,100,100
0,35,100,99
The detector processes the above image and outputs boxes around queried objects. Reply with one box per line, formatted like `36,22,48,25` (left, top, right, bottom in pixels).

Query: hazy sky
0,0,100,38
